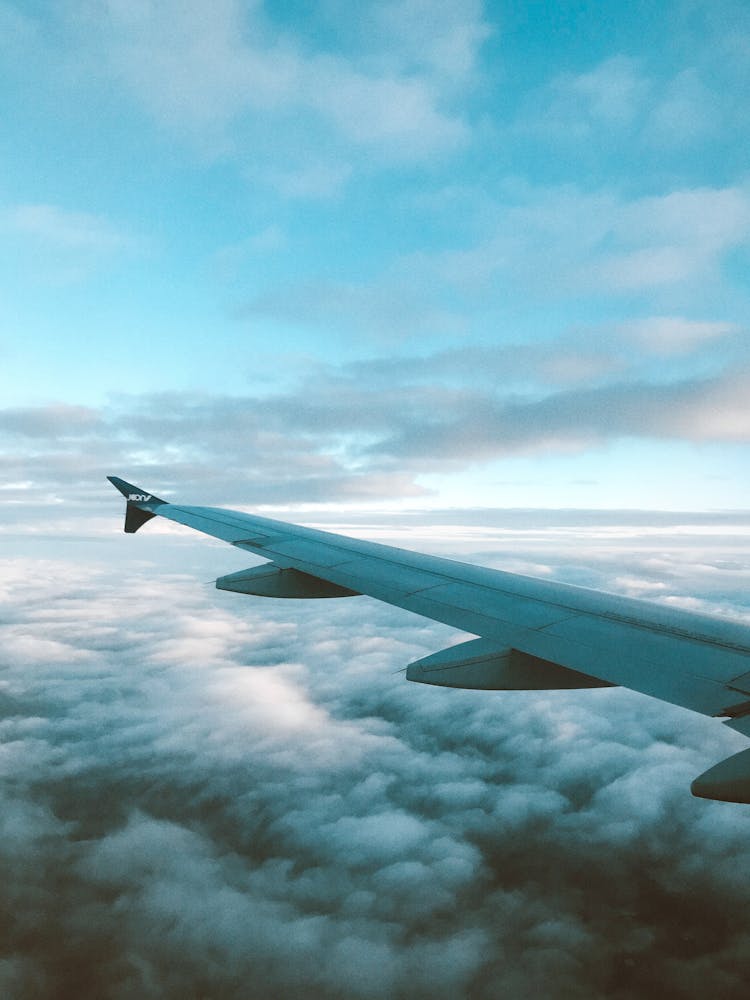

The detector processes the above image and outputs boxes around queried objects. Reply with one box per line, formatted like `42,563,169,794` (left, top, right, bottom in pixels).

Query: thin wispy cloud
2,204,129,253
59,0,479,162
420,183,750,301
0,204,139,283
617,316,737,355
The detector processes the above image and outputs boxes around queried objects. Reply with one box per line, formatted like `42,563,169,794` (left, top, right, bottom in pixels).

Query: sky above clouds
0,0,748,509
2,2,750,997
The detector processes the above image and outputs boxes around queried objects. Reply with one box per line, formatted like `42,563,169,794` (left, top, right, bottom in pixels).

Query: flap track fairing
216,564,360,599
406,637,614,690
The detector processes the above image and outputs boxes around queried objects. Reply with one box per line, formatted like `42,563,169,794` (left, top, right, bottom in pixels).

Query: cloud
304,58,467,154
242,276,467,341
444,186,750,297
530,56,649,138
1,333,749,509
2,204,130,253
345,0,491,85
267,161,353,199
519,41,743,156
0,403,102,438
236,180,750,351
343,340,625,388
644,68,719,146
370,366,750,464
594,186,750,291
77,0,299,131
64,0,474,163
617,316,738,355
0,203,140,284
425,182,750,302
1,518,750,998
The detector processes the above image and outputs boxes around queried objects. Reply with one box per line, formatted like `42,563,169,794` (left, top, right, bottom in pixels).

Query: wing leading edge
108,477,750,802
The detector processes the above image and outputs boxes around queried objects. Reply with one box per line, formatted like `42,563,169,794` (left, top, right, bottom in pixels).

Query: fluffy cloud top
1,514,750,999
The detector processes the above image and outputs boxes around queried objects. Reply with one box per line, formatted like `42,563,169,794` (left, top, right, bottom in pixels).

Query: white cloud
618,316,737,355
2,204,132,254
669,368,750,440
243,276,467,341
561,56,647,125
429,183,750,298
525,56,649,138
305,60,467,153
0,403,102,439
0,203,139,284
635,187,750,244
1,530,749,997
376,0,489,77
88,0,297,129
70,0,472,162
521,49,739,157
645,69,718,146
268,161,352,199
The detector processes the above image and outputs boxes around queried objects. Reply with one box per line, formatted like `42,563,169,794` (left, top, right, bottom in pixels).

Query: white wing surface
108,477,750,802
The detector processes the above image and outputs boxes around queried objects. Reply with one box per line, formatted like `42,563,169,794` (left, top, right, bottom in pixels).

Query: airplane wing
107,476,750,803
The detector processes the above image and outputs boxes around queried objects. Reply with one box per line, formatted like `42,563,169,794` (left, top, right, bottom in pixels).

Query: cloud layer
1,323,748,509
2,516,750,998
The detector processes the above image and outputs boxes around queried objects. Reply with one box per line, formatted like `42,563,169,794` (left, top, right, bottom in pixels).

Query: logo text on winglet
128,493,152,502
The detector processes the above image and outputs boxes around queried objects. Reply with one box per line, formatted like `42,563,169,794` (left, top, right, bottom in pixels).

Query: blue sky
1,0,749,509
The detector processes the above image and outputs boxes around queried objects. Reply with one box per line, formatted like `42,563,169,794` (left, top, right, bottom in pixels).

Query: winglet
107,476,167,534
